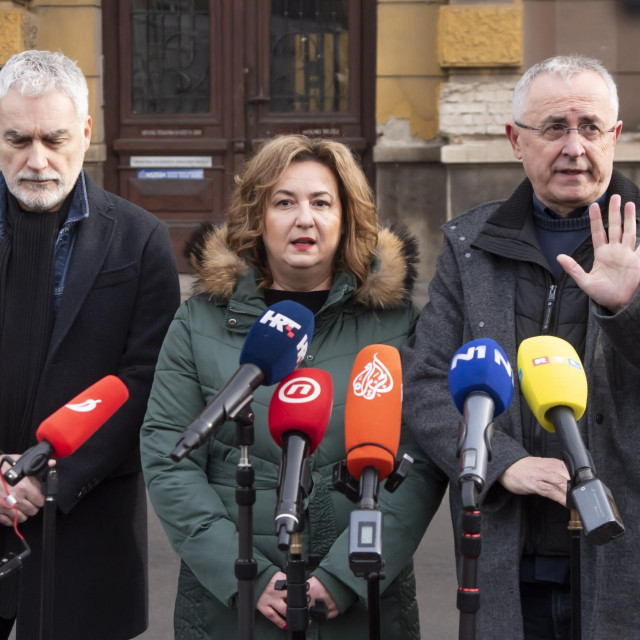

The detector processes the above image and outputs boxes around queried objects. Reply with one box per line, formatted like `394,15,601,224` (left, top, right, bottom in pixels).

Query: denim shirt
0,171,90,312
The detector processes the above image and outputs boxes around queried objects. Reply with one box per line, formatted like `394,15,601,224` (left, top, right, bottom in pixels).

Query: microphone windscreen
268,368,333,453
36,375,129,458
240,301,314,386
449,338,514,416
345,345,402,480
517,335,587,432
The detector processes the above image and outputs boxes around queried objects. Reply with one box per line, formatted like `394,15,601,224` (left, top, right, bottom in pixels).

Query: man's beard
8,169,77,212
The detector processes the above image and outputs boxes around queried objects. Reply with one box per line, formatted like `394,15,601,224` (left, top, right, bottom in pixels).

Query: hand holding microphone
518,335,624,544
448,338,515,508
171,301,314,461
3,375,129,488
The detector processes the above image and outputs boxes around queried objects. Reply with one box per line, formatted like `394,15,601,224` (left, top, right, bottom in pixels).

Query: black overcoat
0,174,180,640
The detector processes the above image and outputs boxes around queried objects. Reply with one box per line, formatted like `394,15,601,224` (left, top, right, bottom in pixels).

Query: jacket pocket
93,262,138,289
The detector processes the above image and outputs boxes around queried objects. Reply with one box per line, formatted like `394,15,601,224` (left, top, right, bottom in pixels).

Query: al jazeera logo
352,352,394,400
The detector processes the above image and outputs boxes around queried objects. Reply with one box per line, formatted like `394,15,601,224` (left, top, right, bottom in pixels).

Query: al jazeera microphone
343,344,410,577
4,376,129,485
449,338,515,507
518,336,624,544
345,345,403,485
269,369,333,550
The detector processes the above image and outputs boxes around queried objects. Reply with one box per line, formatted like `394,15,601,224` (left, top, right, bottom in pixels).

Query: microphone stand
2,451,58,640
333,455,413,640
274,458,328,638
232,401,258,640
567,504,582,640
40,467,58,640
457,480,481,640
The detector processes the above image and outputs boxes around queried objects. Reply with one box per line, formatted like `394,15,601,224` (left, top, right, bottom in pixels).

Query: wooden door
103,0,375,271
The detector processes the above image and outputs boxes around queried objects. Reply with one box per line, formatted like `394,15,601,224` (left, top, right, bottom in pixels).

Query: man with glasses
403,55,640,639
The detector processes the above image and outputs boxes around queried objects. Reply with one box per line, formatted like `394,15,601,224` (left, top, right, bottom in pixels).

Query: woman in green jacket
140,134,446,639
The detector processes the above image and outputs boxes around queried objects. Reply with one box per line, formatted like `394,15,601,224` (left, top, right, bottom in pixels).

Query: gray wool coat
402,173,640,639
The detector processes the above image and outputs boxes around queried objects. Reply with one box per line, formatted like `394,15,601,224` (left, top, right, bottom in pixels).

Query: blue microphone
171,301,314,461
448,338,514,505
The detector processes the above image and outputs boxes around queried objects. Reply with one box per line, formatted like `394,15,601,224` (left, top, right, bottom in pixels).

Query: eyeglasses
514,121,616,142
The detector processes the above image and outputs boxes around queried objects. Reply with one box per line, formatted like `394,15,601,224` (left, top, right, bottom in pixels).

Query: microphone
268,368,332,550
171,301,314,461
344,345,403,484
343,344,404,578
518,335,624,544
3,376,129,485
449,338,515,507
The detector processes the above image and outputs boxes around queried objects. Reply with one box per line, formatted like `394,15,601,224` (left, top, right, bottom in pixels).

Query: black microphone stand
231,402,258,640
457,480,481,640
274,455,328,638
333,455,413,640
3,450,58,640
567,502,582,640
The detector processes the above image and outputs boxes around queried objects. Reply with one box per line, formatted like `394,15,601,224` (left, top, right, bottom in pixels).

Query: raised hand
557,194,640,313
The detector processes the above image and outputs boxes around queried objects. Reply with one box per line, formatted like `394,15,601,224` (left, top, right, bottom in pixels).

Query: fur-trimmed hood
184,223,418,309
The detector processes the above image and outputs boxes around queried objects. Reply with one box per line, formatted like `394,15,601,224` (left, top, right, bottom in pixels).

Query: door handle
246,95,271,104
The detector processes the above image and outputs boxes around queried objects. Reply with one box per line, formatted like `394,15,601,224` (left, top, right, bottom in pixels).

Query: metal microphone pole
457,481,481,640
233,401,257,640
40,467,58,640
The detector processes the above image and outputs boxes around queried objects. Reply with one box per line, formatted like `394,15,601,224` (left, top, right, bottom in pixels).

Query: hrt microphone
518,336,624,544
3,376,129,485
449,338,515,507
171,301,314,461
269,368,332,550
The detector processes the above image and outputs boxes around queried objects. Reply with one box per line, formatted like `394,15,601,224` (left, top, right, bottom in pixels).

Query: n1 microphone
268,368,332,549
4,376,129,485
449,338,515,506
518,336,624,544
344,345,402,483
171,300,314,461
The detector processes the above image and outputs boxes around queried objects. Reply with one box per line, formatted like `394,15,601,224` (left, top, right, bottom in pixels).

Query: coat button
595,413,604,424
228,318,237,326
306,354,314,361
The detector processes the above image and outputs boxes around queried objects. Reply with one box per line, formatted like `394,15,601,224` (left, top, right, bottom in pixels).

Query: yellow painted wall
377,1,444,141
377,1,523,143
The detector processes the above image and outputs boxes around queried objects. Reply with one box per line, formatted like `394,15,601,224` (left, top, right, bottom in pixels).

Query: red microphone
4,376,129,485
345,345,402,482
268,368,332,549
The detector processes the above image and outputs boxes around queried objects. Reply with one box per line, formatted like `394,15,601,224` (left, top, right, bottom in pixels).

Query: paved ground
135,489,459,639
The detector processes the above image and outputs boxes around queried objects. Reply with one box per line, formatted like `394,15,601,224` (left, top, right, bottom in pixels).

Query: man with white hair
0,50,179,639
403,55,640,639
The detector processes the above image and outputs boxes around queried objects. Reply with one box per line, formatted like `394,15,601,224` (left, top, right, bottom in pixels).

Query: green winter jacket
141,225,446,639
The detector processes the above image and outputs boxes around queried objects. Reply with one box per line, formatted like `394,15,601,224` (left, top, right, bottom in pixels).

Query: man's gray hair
512,55,619,122
0,49,88,120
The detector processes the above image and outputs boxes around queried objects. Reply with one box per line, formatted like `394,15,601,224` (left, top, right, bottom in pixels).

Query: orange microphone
345,344,402,482
4,376,129,485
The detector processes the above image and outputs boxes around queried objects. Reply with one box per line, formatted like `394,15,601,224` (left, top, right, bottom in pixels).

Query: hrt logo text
260,310,302,338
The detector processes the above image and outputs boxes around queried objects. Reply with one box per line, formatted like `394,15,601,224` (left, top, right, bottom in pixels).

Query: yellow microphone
517,335,587,432
517,336,623,545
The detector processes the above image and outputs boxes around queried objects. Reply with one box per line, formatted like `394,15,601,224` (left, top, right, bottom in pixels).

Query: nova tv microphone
171,300,314,461
518,335,624,545
4,376,129,485
269,368,332,549
449,338,514,507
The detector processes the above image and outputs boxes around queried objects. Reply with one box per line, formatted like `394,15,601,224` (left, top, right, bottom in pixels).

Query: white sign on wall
130,156,213,168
